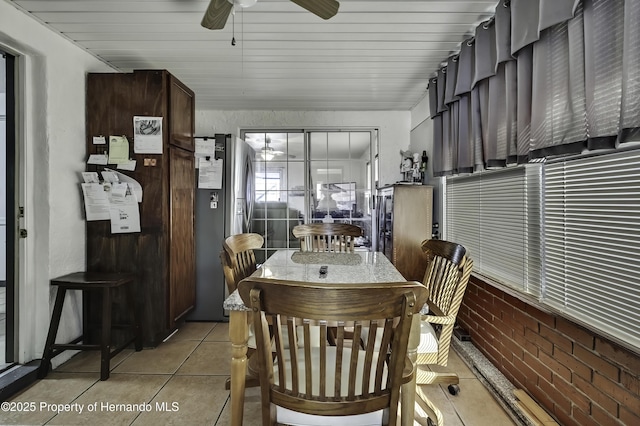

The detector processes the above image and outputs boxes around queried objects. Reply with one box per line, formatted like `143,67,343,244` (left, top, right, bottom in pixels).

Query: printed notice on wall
81,183,111,221
198,158,223,189
109,191,141,234
108,135,130,164
133,116,163,154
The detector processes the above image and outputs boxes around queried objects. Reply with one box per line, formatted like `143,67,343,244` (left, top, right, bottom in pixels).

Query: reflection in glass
242,129,375,254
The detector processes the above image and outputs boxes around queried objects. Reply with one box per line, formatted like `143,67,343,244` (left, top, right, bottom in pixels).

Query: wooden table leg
401,313,421,426
229,310,249,426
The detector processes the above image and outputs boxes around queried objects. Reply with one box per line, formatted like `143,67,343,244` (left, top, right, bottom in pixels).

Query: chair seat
417,320,439,355
274,346,387,425
277,406,383,426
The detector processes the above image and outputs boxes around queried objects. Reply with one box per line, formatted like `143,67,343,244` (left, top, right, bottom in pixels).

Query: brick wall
457,276,640,426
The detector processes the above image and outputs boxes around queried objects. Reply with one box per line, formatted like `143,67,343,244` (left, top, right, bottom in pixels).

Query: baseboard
0,361,40,402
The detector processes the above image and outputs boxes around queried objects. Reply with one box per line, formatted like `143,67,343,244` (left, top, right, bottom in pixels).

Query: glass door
243,131,305,263
307,131,375,250
1,50,16,369
241,129,378,258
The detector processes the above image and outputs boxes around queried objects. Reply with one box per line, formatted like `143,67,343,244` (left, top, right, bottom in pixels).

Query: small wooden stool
38,272,143,380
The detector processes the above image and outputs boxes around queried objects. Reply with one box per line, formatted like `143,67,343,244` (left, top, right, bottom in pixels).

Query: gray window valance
429,0,640,177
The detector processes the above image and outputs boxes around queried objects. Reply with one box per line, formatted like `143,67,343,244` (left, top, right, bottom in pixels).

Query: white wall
195,110,411,188
410,91,443,231
0,0,113,363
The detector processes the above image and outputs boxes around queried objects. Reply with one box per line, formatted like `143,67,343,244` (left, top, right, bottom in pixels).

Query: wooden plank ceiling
8,0,496,111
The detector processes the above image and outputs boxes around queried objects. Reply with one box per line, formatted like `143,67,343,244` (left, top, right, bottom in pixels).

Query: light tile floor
3,322,516,425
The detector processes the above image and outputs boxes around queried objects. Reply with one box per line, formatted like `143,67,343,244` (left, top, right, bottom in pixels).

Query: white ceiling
8,0,497,111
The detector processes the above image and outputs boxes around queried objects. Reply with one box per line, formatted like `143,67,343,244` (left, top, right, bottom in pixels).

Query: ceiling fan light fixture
228,0,257,8
260,150,275,161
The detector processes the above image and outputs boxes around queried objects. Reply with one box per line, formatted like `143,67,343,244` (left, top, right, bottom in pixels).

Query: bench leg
100,287,112,381
38,288,67,379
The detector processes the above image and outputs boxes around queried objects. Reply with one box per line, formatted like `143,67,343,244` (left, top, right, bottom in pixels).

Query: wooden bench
38,272,142,381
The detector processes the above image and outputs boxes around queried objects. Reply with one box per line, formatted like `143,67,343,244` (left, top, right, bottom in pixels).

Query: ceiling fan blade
289,0,339,20
201,0,234,30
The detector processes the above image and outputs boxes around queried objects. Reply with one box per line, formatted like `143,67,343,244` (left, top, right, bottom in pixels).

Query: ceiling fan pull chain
231,7,236,46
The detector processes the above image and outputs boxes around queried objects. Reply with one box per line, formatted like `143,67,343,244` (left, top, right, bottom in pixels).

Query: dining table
223,249,424,426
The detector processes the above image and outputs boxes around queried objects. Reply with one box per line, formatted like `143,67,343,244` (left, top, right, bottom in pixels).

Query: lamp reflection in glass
260,150,275,161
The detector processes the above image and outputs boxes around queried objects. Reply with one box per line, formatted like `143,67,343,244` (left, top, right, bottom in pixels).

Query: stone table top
223,249,409,311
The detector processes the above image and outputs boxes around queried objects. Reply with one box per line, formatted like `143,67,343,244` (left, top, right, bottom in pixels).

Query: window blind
544,149,640,348
445,165,542,294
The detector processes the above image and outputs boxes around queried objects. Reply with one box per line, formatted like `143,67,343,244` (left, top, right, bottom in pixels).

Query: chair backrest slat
292,223,362,253
420,239,474,367
221,233,264,293
239,278,427,425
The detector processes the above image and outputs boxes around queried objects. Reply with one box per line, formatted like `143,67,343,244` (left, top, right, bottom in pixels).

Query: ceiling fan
201,0,340,30
260,137,285,161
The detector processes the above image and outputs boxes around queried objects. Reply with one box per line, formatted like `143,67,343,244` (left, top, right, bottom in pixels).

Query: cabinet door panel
169,146,196,324
169,76,195,151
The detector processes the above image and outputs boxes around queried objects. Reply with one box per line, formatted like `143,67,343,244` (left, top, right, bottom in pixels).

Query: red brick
540,324,573,353
502,311,525,336
514,329,539,356
468,276,484,289
553,346,592,381
515,310,539,334
466,280,479,294
591,402,623,426
470,301,493,323
554,407,581,426
524,351,553,383
593,372,640,409
524,327,554,354
493,296,514,318
494,315,515,341
573,344,619,381
483,319,503,341
572,407,601,426
525,304,555,328
557,318,594,349
513,355,541,387
485,283,504,298
620,370,640,395
553,373,591,413
573,373,619,414
539,350,572,382
502,291,528,312
501,334,524,361
538,375,572,414
483,340,503,367
620,405,640,426
503,359,527,389
469,310,486,329
595,337,640,374
476,286,494,306
528,383,555,418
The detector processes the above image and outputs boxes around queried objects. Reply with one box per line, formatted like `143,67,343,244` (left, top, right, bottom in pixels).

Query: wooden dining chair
220,232,265,389
222,233,264,293
292,223,362,253
238,277,428,426
415,239,473,426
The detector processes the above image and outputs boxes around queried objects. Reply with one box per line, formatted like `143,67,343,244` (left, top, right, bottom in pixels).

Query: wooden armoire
85,70,195,347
